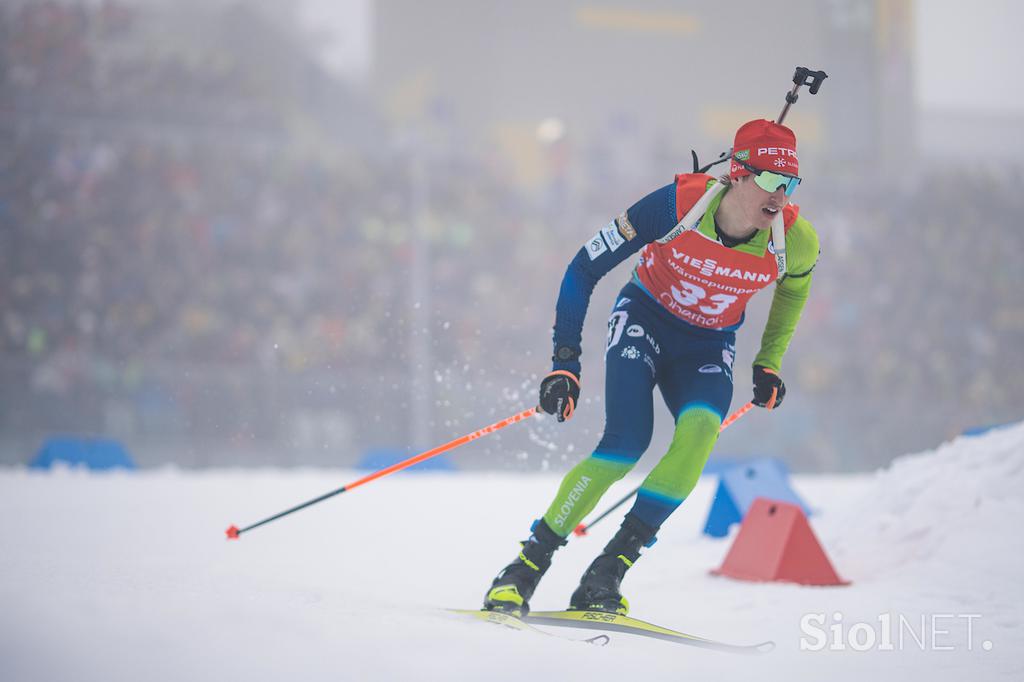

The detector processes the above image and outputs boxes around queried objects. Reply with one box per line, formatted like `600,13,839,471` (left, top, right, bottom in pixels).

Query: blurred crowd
1,1,281,128
792,170,1024,464
1,2,1020,469
1,2,559,461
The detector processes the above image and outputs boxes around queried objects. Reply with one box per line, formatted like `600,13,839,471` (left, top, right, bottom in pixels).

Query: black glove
752,365,786,410
538,370,580,422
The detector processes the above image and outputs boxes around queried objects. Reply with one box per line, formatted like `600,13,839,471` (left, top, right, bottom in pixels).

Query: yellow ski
448,609,609,646
523,610,774,654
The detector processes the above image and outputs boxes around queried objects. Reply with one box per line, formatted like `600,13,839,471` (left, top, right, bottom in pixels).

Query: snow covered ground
2,423,1022,681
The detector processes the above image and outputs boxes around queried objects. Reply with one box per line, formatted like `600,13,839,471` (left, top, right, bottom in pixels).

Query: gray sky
299,0,372,83
914,0,1022,113
301,0,1023,114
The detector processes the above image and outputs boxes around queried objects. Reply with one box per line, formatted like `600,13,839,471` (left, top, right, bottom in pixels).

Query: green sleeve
753,216,819,372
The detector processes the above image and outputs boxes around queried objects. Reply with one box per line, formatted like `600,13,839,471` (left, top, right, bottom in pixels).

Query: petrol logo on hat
757,147,798,158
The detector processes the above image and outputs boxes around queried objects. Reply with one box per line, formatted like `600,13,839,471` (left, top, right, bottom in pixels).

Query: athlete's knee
570,452,636,479
673,404,723,444
594,429,652,463
648,405,723,499
543,454,634,534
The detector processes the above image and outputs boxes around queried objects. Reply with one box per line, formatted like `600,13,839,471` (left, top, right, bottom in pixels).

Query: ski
448,609,609,646
523,610,774,654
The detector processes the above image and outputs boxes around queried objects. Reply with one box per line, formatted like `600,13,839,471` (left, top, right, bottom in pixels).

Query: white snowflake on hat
773,158,788,168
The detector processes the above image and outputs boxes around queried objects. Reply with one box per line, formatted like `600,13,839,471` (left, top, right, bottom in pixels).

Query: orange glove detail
752,365,786,410
538,370,581,422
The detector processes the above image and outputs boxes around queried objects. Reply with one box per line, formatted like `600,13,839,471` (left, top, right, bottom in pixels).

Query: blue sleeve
625,182,677,243
551,183,677,375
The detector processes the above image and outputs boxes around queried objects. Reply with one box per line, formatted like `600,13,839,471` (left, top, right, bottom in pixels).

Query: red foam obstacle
711,497,849,586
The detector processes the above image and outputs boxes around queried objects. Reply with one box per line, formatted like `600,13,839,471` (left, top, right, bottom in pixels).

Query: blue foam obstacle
962,421,1019,437
356,448,457,472
702,455,791,477
703,457,809,537
30,436,136,471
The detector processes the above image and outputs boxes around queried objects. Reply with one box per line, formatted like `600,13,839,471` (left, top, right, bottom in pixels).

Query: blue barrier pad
962,421,1020,437
703,457,808,537
30,436,136,471
702,455,791,477
356,448,457,472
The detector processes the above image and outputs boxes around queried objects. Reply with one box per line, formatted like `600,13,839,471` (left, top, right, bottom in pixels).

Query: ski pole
226,406,540,540
572,401,755,537
776,66,828,125
691,66,827,173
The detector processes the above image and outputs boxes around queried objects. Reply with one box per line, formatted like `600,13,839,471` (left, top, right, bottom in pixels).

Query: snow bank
830,421,1024,581
0,424,1021,681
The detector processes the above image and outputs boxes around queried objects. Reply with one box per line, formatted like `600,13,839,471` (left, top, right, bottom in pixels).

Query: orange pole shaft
343,406,539,493
227,407,539,539
720,401,754,430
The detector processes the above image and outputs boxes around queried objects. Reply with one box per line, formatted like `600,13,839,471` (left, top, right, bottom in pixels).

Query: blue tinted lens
759,172,800,196
742,160,801,197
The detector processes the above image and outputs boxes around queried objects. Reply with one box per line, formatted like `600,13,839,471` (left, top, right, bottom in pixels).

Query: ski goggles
734,159,802,197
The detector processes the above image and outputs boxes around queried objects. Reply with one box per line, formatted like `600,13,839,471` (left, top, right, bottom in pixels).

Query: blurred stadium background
1,0,1021,471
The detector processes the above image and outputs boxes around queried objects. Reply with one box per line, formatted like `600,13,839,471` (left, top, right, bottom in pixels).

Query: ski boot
483,519,566,617
569,514,657,615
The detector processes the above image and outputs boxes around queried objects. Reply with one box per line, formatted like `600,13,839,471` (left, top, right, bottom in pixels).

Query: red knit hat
729,119,799,179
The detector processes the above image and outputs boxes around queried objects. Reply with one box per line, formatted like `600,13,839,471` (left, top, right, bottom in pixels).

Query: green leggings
542,405,722,536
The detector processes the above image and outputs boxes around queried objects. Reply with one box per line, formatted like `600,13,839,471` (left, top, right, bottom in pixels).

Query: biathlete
484,119,820,616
